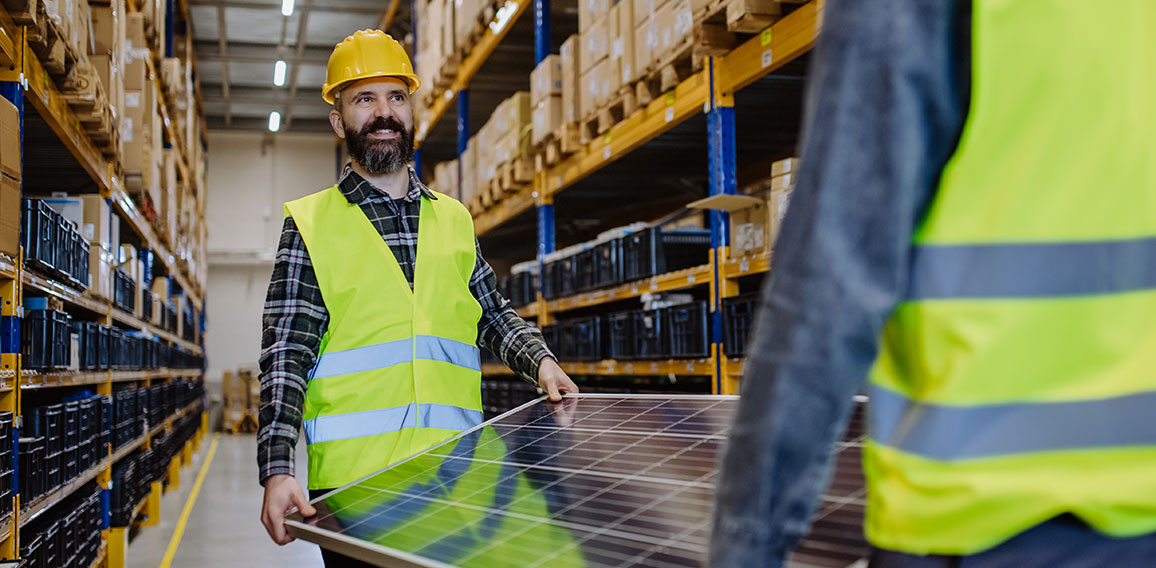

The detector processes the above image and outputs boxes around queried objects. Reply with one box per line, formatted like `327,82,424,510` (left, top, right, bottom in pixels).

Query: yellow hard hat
322,30,420,104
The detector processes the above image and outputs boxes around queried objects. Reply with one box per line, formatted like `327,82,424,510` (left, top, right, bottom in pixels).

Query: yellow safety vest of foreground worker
863,0,1156,556
284,185,484,489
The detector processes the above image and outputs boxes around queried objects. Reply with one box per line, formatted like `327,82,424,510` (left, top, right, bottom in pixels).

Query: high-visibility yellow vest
864,0,1156,555
318,427,584,567
284,185,484,489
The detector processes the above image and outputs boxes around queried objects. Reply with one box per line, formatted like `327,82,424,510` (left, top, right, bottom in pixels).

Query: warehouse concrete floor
126,433,323,568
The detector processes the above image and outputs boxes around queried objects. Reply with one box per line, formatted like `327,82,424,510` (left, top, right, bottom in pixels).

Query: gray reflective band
305,403,483,445
310,339,413,380
908,236,1156,299
310,335,481,380
868,384,1156,461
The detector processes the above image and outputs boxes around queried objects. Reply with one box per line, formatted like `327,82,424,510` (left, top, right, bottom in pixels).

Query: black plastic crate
622,227,711,282
631,309,667,359
542,257,576,300
64,401,79,452
20,531,42,568
21,199,55,272
19,436,46,502
607,311,634,360
573,248,598,292
63,446,78,481
45,451,62,493
504,270,537,307
560,316,605,362
722,293,760,356
593,238,625,289
43,404,63,457
666,301,710,358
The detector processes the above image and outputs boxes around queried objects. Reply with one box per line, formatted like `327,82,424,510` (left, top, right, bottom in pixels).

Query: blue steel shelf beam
706,56,737,394
534,0,554,299
456,89,469,201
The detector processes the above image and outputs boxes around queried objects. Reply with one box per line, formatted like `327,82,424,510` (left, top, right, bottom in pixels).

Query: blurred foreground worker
256,30,578,566
711,1,1156,566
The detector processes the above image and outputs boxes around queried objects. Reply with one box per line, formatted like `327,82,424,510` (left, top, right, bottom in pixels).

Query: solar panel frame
285,393,868,568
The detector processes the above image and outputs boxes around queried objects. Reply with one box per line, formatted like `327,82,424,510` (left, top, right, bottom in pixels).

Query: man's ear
329,109,344,139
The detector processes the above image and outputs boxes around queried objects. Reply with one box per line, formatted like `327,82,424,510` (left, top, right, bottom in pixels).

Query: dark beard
344,116,415,175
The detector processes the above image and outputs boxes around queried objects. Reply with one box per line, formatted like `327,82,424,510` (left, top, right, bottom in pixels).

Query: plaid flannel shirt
257,167,553,485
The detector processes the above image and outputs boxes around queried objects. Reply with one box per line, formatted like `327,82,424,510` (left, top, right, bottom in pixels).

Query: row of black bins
24,311,207,371
497,271,538,308
22,396,109,503
21,199,91,289
481,379,539,420
111,405,203,527
542,300,712,362
21,482,102,568
541,228,712,300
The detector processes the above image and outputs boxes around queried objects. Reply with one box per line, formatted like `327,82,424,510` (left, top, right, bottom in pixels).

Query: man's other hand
261,474,317,545
538,358,579,402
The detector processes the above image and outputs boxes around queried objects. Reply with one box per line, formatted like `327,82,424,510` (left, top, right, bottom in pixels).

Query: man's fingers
292,487,318,517
544,378,563,401
561,374,579,393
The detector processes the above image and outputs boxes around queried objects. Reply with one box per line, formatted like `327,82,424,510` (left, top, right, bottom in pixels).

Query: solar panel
285,394,868,567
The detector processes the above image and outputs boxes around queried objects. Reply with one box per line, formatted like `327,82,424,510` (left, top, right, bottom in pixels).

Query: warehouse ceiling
188,0,413,133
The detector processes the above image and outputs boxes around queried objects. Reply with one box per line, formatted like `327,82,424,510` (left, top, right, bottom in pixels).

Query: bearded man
255,30,577,566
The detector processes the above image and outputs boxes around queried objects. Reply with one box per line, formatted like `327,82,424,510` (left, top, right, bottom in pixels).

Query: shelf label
740,258,750,273
651,363,659,373
761,28,773,46
688,273,696,283
631,285,639,294
665,107,674,123
603,146,611,160
665,92,675,105
625,363,633,373
762,49,774,68
686,362,695,373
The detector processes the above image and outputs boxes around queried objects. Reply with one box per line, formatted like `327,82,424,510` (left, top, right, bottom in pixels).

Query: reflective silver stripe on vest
310,336,481,380
310,339,413,380
868,384,1156,461
908,236,1156,300
415,335,481,372
304,403,484,444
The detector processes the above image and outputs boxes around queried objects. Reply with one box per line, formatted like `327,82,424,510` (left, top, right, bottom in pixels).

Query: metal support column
165,0,175,58
534,0,554,301
534,0,551,64
706,57,737,394
1,82,24,530
456,89,469,201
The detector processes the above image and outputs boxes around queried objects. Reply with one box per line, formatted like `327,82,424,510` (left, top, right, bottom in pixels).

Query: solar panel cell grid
286,394,868,568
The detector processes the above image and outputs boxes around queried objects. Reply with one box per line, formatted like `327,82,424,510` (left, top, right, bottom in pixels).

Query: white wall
204,131,339,386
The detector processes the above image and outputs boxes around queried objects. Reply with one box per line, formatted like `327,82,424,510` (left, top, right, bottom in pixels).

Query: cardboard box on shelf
532,96,563,146
531,55,562,104
581,15,609,75
687,193,769,258
579,0,609,32
126,12,145,50
656,1,675,52
89,4,117,55
71,0,90,57
580,69,595,119
0,176,17,257
635,17,657,74
121,90,148,172
0,97,19,181
673,0,694,49
123,47,147,91
612,0,638,85
88,246,112,299
441,0,456,55
772,157,800,178
771,172,794,190
560,35,581,124
595,58,613,107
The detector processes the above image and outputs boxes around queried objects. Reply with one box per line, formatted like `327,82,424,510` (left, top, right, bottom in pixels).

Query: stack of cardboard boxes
0,98,19,259
221,368,260,433
530,56,563,147
414,0,503,110
688,156,796,259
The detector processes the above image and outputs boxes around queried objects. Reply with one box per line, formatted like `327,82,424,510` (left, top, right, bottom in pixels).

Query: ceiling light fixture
268,111,281,132
281,0,294,16
274,60,287,86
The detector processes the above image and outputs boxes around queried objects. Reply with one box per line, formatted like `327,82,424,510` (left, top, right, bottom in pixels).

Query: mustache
358,117,408,138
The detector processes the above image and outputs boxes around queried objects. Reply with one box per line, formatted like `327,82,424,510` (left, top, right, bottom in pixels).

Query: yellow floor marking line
159,434,221,568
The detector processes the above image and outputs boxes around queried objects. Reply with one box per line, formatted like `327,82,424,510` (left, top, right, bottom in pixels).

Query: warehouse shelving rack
413,0,818,395
0,0,211,563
